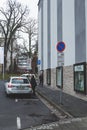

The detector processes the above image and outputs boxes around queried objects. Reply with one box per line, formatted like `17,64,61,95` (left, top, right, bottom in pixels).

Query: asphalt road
0,80,59,130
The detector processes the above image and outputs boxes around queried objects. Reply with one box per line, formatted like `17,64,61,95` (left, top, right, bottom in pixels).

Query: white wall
43,0,47,69
62,0,75,66
50,0,57,68
38,4,42,70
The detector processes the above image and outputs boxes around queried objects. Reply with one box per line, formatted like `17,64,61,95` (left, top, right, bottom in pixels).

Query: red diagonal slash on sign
56,41,66,52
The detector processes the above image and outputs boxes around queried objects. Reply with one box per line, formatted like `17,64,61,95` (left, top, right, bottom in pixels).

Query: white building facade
38,0,87,97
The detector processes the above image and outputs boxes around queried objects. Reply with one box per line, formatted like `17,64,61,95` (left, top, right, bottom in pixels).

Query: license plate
20,86,24,89
17,86,24,90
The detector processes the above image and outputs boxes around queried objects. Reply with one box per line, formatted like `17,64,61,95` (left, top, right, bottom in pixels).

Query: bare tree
32,40,38,55
0,0,29,71
22,18,38,58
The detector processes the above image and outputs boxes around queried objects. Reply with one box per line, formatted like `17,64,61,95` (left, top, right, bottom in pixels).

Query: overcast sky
0,0,39,19
18,0,39,19
0,0,39,47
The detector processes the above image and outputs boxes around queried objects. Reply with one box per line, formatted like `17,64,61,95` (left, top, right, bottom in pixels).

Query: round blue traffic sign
56,41,66,52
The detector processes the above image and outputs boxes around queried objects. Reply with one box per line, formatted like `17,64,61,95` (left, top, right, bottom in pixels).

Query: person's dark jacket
30,76,37,87
30,75,37,95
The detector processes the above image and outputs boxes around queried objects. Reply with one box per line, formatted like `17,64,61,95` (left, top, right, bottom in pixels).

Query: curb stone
36,90,73,118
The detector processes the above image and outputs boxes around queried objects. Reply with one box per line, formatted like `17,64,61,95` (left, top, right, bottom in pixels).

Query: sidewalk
36,85,87,118
23,85,87,130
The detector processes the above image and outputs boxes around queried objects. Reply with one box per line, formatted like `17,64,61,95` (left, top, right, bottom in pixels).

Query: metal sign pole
59,85,62,104
56,41,66,104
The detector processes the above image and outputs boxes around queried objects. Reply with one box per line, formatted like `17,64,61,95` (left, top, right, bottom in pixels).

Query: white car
5,76,33,96
21,73,36,81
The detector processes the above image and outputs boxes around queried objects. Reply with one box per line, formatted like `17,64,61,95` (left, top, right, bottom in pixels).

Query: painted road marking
15,99,18,102
17,116,21,129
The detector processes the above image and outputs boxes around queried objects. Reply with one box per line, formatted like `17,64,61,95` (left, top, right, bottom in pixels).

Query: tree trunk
29,33,31,58
4,49,7,73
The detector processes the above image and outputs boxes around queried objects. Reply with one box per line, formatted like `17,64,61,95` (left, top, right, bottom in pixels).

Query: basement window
56,67,63,88
47,69,51,85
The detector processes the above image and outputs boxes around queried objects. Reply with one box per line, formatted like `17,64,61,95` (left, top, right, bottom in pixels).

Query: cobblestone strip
23,121,59,130
23,117,87,130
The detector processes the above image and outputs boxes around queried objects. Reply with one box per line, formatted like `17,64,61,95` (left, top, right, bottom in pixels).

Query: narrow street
0,81,59,130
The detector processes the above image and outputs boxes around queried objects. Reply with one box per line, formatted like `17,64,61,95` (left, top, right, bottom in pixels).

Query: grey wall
47,0,51,68
57,0,62,41
41,0,43,70
75,0,86,63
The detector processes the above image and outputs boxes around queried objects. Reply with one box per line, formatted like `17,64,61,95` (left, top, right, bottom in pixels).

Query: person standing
39,73,43,85
39,74,41,85
30,75,37,95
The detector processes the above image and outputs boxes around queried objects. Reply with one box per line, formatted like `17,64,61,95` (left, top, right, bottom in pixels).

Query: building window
47,69,51,85
74,62,86,94
56,67,63,88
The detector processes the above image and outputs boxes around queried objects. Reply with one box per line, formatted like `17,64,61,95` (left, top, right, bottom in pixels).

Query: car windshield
12,78,29,84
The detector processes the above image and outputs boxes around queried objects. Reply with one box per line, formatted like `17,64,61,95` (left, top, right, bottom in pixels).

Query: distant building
38,0,87,98
16,55,32,73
